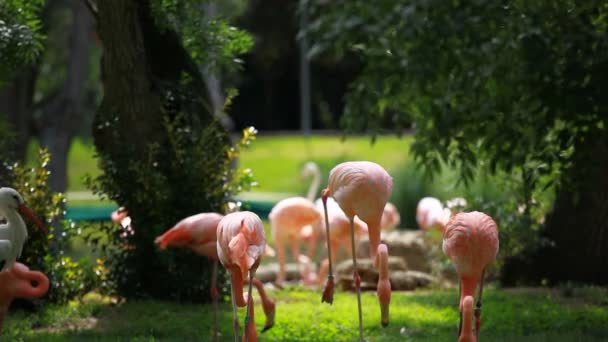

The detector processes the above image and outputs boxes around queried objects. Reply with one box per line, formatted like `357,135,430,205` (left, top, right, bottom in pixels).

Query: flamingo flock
0,158,500,341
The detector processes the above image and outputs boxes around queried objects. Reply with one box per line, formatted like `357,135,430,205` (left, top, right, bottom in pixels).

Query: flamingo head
301,161,320,179
0,187,45,233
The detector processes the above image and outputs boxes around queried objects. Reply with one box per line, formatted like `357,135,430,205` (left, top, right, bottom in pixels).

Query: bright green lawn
238,134,413,195
28,134,412,197
4,287,608,341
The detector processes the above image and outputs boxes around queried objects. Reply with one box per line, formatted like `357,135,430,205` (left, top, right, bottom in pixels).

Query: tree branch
83,0,99,20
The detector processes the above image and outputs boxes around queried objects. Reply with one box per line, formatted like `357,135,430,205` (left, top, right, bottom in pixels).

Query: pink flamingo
321,161,393,340
443,211,499,340
381,202,401,231
314,197,368,285
416,196,448,232
268,197,321,285
459,296,476,342
0,262,49,333
155,212,275,341
216,211,266,342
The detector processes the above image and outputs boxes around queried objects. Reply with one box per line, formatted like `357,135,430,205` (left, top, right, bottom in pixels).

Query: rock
389,270,436,291
255,262,316,283
335,257,407,291
357,230,432,273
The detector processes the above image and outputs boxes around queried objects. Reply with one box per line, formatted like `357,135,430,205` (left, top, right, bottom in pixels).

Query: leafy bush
85,124,258,302
7,148,103,303
390,159,553,279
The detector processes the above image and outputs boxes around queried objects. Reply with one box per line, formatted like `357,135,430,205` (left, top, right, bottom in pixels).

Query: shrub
7,148,103,303
85,125,258,302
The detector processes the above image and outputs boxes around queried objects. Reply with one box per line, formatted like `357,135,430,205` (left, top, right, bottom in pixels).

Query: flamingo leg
244,271,255,342
350,217,364,341
275,237,287,286
475,268,486,339
321,194,335,304
211,260,219,342
230,279,240,342
458,280,462,337
289,236,301,283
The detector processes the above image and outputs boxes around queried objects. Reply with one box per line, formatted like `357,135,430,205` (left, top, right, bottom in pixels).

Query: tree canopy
307,0,608,284
0,0,45,79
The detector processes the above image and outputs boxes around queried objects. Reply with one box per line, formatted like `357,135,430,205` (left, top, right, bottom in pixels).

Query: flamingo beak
380,302,390,327
17,203,46,233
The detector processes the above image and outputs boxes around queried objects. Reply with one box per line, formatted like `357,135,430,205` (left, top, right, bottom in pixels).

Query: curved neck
2,208,27,239
460,300,475,342
306,170,321,202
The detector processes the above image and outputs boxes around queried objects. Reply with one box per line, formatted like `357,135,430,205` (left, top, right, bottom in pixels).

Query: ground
4,286,608,341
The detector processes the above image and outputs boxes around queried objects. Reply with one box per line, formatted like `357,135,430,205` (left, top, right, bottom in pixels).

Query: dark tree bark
502,137,608,285
39,0,95,193
0,69,37,161
93,0,229,300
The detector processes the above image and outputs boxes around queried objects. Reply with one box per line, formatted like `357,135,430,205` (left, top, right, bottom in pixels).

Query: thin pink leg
350,217,364,341
321,193,335,304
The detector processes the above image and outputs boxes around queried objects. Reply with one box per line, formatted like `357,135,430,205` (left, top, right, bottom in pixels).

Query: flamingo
0,262,49,333
320,161,393,340
314,197,368,285
380,202,401,231
459,296,476,342
300,162,324,260
416,197,445,231
443,211,498,340
0,187,45,271
268,197,321,285
155,212,275,341
302,161,321,203
216,211,266,342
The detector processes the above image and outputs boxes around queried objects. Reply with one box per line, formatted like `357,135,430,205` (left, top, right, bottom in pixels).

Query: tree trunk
94,0,229,300
39,0,94,193
502,137,608,285
0,68,37,161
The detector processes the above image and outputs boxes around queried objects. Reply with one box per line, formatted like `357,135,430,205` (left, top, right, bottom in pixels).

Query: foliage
3,287,608,341
306,0,608,282
84,124,258,300
7,148,103,303
150,0,253,75
0,0,45,80
0,116,16,185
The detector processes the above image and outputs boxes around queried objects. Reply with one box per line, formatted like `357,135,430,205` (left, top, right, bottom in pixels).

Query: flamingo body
321,161,393,339
269,196,321,284
155,212,223,259
443,211,498,338
380,202,400,231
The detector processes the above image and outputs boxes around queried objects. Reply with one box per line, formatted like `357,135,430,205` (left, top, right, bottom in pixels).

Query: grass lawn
4,287,608,341
28,134,413,198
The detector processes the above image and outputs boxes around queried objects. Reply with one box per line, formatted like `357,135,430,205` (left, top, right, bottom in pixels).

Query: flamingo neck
242,295,257,342
460,277,479,309
460,298,475,342
230,268,247,307
367,219,382,262
306,169,321,202
2,208,27,240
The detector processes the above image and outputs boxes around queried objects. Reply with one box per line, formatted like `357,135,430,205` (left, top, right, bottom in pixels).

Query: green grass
4,287,608,341
27,134,413,197
238,134,413,196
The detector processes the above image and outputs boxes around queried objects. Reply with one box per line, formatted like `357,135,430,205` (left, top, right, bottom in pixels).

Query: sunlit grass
4,287,608,341
27,134,412,196
238,134,413,195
